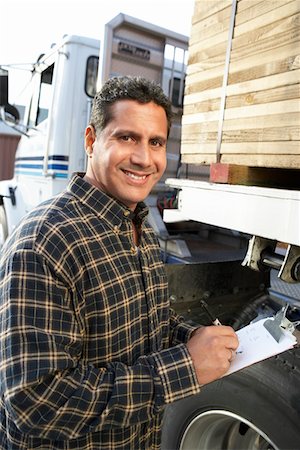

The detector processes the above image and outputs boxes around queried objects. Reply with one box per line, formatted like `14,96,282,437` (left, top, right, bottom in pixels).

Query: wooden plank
181,141,300,155
209,163,300,188
231,15,300,62
221,142,300,154
209,163,247,183
189,13,300,72
223,98,300,120
189,1,298,62
182,113,300,135
190,4,231,46
183,83,300,115
185,52,299,95
190,0,283,46
182,98,300,125
233,8,300,50
181,153,300,169
181,153,218,165
189,0,299,65
235,0,289,25
184,70,300,105
187,41,299,85
192,0,232,24
188,1,300,70
222,154,300,168
222,112,300,130
188,3,300,76
182,126,300,143
234,1,299,38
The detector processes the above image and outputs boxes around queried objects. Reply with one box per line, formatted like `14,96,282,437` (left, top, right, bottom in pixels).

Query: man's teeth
124,171,147,180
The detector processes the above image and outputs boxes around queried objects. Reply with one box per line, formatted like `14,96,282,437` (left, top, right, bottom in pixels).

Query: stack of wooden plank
181,0,300,169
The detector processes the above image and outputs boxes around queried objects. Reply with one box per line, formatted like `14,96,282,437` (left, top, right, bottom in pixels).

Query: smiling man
0,76,238,450
84,97,168,214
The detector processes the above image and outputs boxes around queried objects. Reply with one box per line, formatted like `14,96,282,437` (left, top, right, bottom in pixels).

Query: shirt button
130,246,137,255
124,210,130,217
113,225,120,234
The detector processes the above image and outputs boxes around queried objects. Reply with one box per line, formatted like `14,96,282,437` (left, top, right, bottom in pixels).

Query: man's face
84,100,168,211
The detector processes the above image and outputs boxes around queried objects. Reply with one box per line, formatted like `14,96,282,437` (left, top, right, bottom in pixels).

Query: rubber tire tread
161,347,300,450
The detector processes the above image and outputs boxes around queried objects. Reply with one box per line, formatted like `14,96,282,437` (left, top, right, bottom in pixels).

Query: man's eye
120,135,134,142
151,139,163,148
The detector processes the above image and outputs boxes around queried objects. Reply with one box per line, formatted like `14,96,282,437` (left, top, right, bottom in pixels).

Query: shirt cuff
171,321,200,345
150,343,201,405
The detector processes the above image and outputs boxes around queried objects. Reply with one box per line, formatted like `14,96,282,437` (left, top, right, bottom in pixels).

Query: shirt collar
67,173,149,227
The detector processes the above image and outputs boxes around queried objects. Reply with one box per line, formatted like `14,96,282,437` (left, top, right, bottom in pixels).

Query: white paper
225,317,297,376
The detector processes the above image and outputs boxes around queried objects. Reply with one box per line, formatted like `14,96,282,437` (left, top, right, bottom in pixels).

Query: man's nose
131,142,152,167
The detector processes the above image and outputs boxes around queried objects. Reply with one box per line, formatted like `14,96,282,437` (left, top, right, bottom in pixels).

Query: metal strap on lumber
216,0,238,162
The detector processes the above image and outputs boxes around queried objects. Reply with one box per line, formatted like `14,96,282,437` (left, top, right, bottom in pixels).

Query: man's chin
118,194,150,210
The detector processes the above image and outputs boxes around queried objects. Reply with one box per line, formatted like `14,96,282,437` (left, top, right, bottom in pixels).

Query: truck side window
163,44,187,108
36,63,54,125
171,76,185,108
85,56,99,98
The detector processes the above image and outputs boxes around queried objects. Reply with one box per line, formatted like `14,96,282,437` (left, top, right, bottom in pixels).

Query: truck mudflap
161,292,300,450
161,346,300,449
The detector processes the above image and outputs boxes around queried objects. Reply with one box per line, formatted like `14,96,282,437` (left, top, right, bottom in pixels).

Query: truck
1,3,300,450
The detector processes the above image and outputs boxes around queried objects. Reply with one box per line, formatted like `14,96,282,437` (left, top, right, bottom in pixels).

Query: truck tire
161,347,300,450
0,205,8,248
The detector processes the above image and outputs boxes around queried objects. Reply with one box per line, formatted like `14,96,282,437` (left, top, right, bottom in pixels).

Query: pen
200,300,243,356
200,300,222,326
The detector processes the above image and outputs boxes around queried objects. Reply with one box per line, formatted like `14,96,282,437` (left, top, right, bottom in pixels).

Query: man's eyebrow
112,129,140,138
112,129,166,144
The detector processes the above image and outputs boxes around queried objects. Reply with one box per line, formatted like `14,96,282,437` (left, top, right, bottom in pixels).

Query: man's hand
187,326,239,386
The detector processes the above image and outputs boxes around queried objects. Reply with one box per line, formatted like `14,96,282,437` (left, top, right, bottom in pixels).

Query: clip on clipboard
263,304,300,343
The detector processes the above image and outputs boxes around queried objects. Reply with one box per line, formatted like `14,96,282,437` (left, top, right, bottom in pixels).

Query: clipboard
225,307,299,377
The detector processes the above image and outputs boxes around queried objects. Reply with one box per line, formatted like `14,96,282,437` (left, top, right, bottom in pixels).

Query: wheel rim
179,410,278,450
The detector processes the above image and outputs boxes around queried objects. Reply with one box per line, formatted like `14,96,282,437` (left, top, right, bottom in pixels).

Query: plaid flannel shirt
0,174,200,450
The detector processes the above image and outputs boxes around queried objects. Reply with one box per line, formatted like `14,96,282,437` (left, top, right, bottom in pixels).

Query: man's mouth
123,170,148,180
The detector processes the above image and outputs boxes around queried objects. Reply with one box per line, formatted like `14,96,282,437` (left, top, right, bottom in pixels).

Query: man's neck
132,221,140,246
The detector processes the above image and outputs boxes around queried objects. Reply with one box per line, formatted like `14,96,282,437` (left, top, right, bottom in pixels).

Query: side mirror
0,68,9,106
4,104,20,123
0,68,19,124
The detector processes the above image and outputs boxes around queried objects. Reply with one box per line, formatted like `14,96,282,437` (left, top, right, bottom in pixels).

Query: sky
1,0,195,104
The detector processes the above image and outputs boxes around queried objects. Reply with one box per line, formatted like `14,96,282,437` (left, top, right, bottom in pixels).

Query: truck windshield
28,63,54,127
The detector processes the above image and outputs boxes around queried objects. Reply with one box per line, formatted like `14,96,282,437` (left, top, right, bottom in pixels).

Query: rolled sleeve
150,344,201,405
169,309,200,345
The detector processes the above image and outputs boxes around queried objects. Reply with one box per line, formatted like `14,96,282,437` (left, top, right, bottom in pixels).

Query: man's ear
85,125,96,156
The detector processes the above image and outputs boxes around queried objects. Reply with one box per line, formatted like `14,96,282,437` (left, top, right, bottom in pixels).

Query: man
0,76,238,449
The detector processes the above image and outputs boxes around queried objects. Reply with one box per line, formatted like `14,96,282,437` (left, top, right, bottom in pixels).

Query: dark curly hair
90,76,173,136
